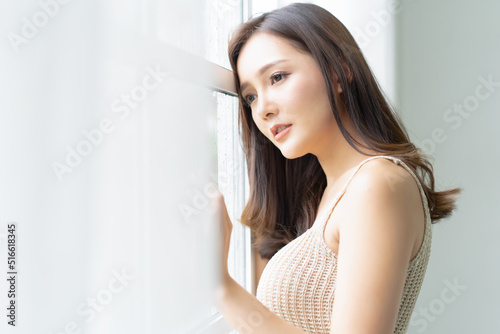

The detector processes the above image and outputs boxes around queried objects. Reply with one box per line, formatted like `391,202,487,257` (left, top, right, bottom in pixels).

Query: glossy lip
274,124,292,141
270,123,292,138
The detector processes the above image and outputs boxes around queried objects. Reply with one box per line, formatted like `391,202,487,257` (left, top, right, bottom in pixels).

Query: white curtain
0,0,216,333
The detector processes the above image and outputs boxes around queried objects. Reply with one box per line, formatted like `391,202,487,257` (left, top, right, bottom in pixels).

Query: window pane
205,0,243,69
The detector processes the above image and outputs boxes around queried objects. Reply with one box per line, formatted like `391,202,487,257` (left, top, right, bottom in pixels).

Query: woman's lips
275,124,292,141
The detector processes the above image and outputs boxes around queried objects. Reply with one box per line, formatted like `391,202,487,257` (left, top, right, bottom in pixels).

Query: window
184,1,252,332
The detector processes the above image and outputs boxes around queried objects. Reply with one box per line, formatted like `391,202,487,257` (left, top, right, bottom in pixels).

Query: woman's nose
255,93,278,119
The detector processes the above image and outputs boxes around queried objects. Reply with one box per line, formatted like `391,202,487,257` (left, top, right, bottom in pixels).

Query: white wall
396,1,500,333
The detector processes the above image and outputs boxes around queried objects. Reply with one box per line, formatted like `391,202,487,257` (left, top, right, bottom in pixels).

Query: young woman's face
237,32,341,159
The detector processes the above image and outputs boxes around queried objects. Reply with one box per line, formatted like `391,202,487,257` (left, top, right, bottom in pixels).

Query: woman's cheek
255,121,272,142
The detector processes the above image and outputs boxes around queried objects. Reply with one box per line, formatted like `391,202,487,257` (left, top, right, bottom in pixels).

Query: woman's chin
279,147,307,160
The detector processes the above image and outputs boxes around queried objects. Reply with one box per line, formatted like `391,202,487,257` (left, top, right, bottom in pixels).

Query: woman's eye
271,72,286,84
245,94,256,105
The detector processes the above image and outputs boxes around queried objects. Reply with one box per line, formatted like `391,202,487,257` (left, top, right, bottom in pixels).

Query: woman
210,3,461,333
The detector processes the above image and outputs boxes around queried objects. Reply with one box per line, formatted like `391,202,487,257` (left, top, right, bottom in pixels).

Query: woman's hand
205,194,307,334
208,189,234,295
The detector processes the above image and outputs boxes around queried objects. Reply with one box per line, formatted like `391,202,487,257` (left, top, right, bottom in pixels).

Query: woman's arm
215,276,307,334
328,160,422,333
211,192,307,334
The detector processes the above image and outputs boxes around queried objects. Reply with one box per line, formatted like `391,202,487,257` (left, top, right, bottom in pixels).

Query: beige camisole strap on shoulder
256,155,433,334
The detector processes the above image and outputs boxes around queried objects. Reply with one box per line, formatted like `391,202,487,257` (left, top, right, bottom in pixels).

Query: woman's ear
342,61,353,83
334,62,353,94
334,78,343,94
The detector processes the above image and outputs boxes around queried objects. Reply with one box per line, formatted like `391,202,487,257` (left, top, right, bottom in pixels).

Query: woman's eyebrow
240,59,290,92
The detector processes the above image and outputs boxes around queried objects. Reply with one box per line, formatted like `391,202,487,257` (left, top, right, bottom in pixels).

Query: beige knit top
256,155,432,334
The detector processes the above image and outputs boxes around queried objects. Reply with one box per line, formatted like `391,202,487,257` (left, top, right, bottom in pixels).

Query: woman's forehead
237,33,303,83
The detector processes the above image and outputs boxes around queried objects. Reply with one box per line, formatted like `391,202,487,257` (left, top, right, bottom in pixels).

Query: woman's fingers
205,188,234,289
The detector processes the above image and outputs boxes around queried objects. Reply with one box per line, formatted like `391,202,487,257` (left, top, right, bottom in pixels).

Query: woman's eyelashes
270,71,288,84
244,72,290,107
245,94,257,106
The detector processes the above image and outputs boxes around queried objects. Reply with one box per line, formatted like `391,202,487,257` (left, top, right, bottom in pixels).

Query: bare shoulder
328,157,426,332
338,157,425,260
347,157,421,207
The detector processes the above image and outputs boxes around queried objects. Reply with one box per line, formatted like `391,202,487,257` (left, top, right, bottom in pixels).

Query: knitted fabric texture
256,155,432,334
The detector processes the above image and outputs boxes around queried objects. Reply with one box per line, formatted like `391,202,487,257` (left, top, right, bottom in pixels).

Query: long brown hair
228,3,461,260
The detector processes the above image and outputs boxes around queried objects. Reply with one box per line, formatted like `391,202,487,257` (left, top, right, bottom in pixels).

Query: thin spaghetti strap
317,155,432,233
316,155,394,230
387,157,432,224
